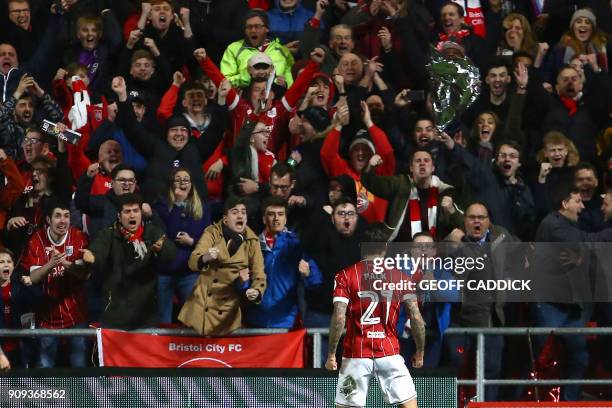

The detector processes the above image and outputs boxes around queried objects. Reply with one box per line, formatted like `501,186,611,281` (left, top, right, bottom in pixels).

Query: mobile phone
406,90,425,101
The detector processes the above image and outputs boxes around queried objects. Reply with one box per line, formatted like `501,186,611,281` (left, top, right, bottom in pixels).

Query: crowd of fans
0,0,611,401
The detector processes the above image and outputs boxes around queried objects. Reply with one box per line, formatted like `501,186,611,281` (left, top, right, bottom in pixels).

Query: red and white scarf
408,178,440,238
119,223,148,260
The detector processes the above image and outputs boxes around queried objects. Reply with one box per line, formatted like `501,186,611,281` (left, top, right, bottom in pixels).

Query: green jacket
220,38,294,88
361,169,462,240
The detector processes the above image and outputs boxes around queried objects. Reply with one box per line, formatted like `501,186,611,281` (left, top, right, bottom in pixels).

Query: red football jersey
21,227,89,329
333,261,415,359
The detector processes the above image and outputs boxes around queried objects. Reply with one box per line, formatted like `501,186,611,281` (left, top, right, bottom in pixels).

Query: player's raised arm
325,301,347,370
405,299,425,368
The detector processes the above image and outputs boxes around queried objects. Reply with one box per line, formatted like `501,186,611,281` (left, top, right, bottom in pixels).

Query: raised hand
111,76,127,101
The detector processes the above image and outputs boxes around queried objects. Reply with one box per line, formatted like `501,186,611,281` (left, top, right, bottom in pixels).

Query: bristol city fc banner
97,329,306,368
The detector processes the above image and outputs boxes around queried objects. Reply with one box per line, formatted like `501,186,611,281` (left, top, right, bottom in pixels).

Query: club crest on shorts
340,375,357,398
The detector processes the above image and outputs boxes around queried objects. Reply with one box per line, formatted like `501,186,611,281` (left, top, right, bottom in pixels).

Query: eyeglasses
335,211,357,218
22,138,41,146
245,24,265,30
270,184,291,191
173,178,191,184
497,153,519,160
466,215,489,221
115,178,136,185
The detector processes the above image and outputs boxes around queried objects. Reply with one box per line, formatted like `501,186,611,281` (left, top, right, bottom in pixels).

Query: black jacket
88,222,176,329
116,100,228,202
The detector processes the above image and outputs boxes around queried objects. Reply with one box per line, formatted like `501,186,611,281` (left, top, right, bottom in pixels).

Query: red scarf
264,231,276,249
559,96,577,116
408,183,439,238
118,223,148,260
438,29,471,44
119,223,144,242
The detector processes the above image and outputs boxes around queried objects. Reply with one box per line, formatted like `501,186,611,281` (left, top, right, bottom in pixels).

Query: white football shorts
335,354,417,407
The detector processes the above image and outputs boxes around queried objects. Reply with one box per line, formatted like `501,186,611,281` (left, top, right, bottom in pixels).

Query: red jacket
0,157,25,230
320,125,395,224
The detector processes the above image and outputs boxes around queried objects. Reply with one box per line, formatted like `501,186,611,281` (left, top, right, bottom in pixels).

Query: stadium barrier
2,327,612,404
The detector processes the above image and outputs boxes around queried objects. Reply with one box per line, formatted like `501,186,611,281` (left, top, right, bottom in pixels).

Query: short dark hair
117,192,143,211
574,162,597,176
494,140,522,159
512,51,534,65
111,163,136,180
262,195,287,212
0,248,16,263
552,185,580,211
409,149,433,164
332,195,357,212
361,223,391,256
223,196,248,215
485,57,511,76
243,9,269,28
270,162,296,181
43,196,70,219
180,81,207,101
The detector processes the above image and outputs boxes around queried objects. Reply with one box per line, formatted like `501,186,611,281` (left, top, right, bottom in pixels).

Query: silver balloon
427,45,481,133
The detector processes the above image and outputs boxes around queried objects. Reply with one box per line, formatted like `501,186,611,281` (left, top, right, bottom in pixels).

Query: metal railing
3,326,612,402
444,327,612,402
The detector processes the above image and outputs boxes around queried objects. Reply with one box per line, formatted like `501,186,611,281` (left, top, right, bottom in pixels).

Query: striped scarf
408,179,439,238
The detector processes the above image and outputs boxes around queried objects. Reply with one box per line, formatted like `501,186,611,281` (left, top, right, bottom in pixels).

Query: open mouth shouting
479,127,491,142
0,267,10,280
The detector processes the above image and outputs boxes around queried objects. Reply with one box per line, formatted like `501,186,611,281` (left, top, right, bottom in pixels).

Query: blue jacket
268,0,315,44
88,121,148,173
153,199,210,276
243,230,322,328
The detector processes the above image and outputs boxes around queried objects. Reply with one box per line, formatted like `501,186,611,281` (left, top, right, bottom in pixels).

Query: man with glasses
304,197,363,366
440,134,536,240
220,9,294,88
445,202,518,401
17,129,49,191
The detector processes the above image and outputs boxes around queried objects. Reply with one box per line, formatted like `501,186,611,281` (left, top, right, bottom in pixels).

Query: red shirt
333,261,414,358
21,227,89,328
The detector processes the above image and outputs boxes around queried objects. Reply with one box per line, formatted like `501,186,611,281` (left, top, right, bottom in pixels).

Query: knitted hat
165,115,190,132
300,106,331,132
349,135,376,154
570,9,596,30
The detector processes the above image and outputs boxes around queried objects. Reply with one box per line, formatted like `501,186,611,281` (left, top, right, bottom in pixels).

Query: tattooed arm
325,301,348,370
405,299,425,368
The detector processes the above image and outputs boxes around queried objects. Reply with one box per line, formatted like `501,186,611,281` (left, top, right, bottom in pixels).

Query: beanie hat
349,135,376,154
166,115,190,132
300,106,331,132
570,9,596,30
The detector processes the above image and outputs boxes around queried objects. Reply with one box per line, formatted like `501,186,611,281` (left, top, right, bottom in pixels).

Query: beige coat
178,221,266,336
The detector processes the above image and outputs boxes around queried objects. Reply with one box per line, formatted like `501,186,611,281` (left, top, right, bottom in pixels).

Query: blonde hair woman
153,167,210,324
